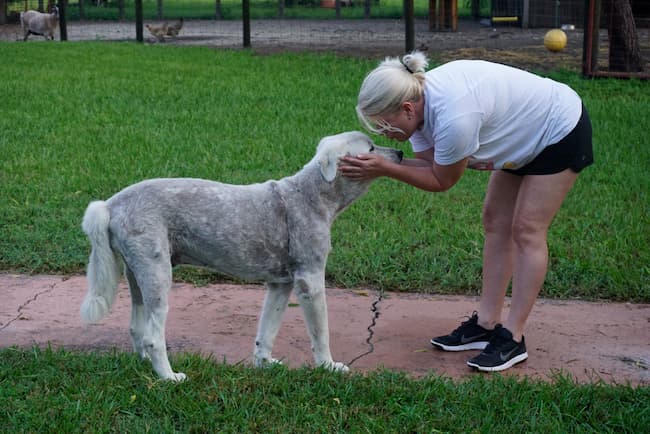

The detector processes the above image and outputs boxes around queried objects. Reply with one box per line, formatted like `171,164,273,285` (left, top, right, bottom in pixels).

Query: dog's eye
369,145,375,152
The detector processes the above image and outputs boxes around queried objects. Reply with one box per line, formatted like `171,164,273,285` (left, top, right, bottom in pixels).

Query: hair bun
401,51,429,74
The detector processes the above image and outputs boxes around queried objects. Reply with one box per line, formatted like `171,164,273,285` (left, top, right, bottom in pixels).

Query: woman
339,52,593,372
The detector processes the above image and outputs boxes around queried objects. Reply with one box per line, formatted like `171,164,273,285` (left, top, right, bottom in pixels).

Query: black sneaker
430,311,493,351
466,325,528,372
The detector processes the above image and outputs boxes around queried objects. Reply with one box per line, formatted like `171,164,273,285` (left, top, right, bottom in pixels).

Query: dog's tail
80,200,122,324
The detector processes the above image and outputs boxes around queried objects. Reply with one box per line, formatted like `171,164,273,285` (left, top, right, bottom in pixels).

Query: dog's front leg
254,282,292,367
294,275,349,372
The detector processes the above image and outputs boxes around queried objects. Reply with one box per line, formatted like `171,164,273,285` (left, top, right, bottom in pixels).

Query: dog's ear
315,136,341,182
317,149,339,182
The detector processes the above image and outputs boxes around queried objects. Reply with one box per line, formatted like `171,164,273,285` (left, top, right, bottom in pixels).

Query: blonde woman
339,52,593,372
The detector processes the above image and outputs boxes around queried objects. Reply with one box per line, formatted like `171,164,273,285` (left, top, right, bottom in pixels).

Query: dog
80,131,403,381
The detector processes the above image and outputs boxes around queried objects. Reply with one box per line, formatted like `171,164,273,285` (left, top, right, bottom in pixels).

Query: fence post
59,0,67,41
404,0,414,52
243,0,250,47
135,0,143,42
216,0,223,19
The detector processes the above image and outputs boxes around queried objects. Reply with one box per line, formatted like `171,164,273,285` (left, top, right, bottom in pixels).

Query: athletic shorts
503,104,593,176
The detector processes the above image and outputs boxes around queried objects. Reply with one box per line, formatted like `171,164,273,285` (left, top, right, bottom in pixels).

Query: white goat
21,5,59,41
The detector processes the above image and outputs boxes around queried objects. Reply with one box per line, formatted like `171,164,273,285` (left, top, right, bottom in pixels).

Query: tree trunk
608,0,644,72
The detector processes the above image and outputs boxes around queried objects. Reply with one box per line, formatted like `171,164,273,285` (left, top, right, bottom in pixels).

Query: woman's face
374,100,423,142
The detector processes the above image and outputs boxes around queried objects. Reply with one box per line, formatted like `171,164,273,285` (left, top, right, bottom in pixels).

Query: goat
20,5,59,41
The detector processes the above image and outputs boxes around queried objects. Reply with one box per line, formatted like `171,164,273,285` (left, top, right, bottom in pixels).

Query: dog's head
315,131,403,182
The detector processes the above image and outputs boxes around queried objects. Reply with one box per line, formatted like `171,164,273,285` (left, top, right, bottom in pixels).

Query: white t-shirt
409,60,582,170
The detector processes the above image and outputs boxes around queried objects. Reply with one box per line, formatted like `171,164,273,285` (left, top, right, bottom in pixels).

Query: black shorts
503,104,593,176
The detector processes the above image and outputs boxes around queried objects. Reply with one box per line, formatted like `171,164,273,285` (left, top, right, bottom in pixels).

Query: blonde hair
356,51,429,135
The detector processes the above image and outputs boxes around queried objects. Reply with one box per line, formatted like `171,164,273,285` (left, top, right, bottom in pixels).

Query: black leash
347,290,383,366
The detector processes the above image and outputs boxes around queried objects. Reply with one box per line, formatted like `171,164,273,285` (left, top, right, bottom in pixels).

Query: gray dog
80,131,403,381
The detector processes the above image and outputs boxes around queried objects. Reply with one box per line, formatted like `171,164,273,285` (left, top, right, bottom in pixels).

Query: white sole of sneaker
466,352,529,372
430,340,489,351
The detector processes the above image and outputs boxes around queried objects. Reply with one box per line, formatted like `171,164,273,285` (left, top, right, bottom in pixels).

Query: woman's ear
403,101,414,120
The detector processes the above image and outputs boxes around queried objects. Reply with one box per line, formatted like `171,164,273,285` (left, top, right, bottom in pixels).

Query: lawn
0,347,647,432
0,43,648,431
1,44,648,301
10,0,492,20
12,0,435,20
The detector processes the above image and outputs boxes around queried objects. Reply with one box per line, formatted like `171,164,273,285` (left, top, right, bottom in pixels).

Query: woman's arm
339,150,467,192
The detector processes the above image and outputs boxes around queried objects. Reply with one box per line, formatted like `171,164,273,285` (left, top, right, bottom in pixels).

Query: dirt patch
1,18,591,72
1,274,648,386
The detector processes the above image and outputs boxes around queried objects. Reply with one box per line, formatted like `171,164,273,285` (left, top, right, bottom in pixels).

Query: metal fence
3,0,649,77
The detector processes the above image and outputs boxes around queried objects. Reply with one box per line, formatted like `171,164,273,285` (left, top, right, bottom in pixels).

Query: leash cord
347,290,383,367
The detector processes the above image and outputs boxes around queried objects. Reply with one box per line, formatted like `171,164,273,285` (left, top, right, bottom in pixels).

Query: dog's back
106,178,294,282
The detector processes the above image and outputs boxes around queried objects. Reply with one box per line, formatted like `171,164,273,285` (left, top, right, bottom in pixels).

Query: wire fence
3,0,649,77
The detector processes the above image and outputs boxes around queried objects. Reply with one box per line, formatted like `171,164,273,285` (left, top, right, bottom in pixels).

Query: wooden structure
429,0,457,32
583,0,648,78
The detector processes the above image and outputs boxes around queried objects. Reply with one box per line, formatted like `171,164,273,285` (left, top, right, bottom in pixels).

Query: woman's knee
511,218,548,249
482,204,513,235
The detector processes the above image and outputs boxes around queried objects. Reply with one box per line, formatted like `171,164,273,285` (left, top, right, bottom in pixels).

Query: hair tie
402,61,414,74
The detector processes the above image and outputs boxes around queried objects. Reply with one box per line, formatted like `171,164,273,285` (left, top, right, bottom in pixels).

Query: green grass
11,0,434,20
0,43,648,303
1,346,647,432
10,0,490,21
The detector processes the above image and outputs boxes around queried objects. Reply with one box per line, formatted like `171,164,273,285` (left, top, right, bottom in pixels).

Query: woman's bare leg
477,171,522,330
503,169,578,341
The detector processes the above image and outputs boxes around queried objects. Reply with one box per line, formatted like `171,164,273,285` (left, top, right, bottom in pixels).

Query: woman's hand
338,153,389,180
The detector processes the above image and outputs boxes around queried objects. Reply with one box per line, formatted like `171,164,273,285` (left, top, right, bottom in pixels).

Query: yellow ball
544,29,567,52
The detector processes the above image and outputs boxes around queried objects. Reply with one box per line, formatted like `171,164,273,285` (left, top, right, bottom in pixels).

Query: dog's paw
167,372,187,382
323,361,350,373
138,351,151,361
254,357,283,368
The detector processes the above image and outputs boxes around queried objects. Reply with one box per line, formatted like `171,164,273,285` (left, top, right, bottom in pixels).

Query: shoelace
451,312,479,336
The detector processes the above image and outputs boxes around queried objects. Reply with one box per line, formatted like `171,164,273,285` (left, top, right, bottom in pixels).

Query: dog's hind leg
294,274,349,372
125,266,148,361
127,246,186,382
254,282,292,367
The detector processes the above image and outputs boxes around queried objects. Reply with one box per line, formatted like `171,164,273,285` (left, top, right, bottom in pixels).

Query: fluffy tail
80,201,122,323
